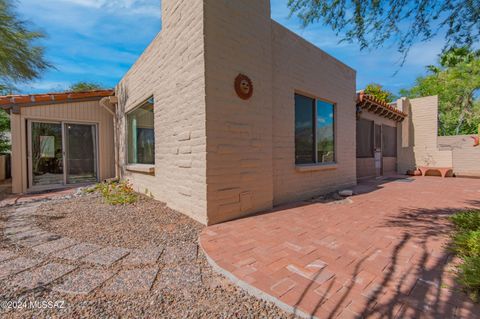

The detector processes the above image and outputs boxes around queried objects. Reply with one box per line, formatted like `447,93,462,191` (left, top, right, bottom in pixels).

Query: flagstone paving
0,199,166,296
0,188,292,318
200,176,480,319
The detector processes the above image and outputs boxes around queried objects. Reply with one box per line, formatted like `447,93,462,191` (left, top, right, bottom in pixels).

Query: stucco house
104,0,357,225
2,0,478,226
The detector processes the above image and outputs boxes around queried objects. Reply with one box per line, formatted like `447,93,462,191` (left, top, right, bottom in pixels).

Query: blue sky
16,0,446,95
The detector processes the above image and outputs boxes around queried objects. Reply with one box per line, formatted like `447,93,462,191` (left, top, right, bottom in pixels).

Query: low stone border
199,240,312,319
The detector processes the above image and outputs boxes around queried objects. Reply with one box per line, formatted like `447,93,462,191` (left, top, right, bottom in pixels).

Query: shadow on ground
290,204,478,318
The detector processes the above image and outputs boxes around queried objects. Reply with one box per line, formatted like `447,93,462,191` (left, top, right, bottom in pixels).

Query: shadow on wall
289,204,479,318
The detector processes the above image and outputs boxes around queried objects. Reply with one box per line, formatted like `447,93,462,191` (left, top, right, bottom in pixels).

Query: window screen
382,125,397,157
356,119,374,158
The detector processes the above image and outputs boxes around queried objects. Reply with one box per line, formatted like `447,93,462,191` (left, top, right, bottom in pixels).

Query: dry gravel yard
0,192,294,318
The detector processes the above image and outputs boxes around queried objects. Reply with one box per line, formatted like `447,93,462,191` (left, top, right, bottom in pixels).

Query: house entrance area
28,121,98,190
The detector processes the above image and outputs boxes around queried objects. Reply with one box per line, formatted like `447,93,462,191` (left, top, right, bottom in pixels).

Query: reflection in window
295,94,335,165
127,97,155,165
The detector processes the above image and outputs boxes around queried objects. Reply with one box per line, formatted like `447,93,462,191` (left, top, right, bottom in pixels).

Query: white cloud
64,0,161,17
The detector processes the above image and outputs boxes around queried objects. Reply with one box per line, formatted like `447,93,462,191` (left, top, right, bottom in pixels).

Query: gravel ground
0,193,296,319
36,193,201,249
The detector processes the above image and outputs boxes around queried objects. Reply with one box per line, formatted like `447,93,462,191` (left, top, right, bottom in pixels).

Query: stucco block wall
203,0,274,224
271,22,357,205
397,96,453,174
357,158,376,179
438,135,480,177
116,0,208,224
10,100,115,193
116,0,356,225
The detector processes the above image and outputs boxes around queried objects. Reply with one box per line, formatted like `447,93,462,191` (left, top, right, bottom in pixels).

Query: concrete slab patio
200,176,480,318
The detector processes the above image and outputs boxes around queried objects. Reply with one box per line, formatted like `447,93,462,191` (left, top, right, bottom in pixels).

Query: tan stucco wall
397,96,453,174
203,0,274,224
116,0,356,225
115,0,208,224
357,158,376,179
271,22,357,205
10,100,115,193
438,135,480,177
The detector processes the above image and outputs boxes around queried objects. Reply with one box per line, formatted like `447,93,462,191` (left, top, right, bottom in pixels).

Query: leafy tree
0,0,49,88
288,0,480,60
69,81,105,92
363,83,396,103
400,47,480,136
0,0,49,152
0,109,9,153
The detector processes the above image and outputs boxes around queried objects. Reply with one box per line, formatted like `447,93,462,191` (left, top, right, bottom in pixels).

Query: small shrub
450,210,480,231
458,256,480,302
95,180,138,205
450,210,480,302
453,230,480,257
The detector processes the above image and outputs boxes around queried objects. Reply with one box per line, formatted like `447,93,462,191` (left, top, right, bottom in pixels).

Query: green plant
364,83,397,103
453,230,480,257
458,256,480,302
94,180,138,205
450,210,480,302
69,82,105,92
450,210,480,232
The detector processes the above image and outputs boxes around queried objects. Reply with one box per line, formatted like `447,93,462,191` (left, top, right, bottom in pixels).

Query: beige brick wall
397,96,453,174
271,22,357,205
438,135,480,177
116,0,357,225
115,0,208,224
203,0,274,224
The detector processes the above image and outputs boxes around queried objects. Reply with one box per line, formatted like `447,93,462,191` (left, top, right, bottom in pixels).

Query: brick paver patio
200,176,480,318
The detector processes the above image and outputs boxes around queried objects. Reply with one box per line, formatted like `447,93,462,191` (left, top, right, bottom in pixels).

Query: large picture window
127,97,155,165
295,94,335,165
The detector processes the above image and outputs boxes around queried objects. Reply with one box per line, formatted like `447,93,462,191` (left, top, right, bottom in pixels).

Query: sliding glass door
28,121,98,190
30,122,64,187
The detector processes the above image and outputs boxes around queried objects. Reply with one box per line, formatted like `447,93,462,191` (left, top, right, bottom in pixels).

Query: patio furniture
418,166,453,178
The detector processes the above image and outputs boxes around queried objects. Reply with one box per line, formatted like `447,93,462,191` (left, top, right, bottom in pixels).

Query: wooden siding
11,100,115,193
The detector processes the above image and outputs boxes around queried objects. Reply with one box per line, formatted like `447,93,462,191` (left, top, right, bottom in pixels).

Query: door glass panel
31,122,63,186
65,123,97,184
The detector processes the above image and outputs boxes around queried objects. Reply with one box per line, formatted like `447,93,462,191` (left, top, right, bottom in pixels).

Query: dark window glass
127,97,155,164
295,94,315,164
356,119,374,158
295,94,336,165
316,100,335,163
382,125,397,157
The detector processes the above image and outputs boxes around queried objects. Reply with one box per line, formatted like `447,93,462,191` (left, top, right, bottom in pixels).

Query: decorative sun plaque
234,74,253,100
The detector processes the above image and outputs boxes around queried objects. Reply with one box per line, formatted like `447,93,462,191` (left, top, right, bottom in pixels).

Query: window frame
125,96,155,167
294,92,337,166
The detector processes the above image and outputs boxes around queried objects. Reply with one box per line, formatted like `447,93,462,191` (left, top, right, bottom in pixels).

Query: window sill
125,164,155,175
295,163,337,172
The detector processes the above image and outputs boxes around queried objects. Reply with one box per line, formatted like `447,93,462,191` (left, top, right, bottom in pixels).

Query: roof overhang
356,92,407,122
0,90,114,114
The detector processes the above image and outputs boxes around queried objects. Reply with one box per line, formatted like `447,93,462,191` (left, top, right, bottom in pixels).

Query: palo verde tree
0,0,50,152
400,47,480,136
0,0,49,89
288,0,480,61
68,81,105,92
